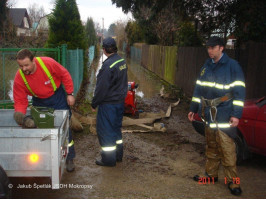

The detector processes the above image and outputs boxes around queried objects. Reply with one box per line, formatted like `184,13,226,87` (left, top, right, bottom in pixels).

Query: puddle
86,51,164,101
126,56,163,99
86,52,107,102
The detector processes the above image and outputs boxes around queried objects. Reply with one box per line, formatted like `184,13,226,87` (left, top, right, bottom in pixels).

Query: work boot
228,182,242,195
193,173,218,182
66,159,75,172
116,143,123,162
95,159,116,167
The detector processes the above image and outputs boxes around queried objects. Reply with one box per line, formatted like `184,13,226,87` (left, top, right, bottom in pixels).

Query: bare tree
114,20,127,50
150,2,180,46
94,22,102,35
7,0,17,8
28,3,46,24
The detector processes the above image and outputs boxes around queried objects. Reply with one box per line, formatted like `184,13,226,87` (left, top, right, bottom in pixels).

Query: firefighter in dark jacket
91,37,128,167
188,37,245,195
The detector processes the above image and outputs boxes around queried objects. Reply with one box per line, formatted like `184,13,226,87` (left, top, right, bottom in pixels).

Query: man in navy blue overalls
91,37,128,167
13,49,76,172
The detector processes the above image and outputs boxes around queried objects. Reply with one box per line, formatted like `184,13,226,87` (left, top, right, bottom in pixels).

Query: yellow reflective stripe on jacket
209,123,231,128
102,146,116,151
233,100,244,107
36,57,57,91
110,59,124,68
196,80,245,90
68,140,74,147
230,81,245,87
116,140,123,144
196,80,215,87
192,97,201,103
19,69,38,97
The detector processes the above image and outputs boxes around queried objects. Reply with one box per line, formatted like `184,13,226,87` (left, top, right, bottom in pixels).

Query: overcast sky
13,0,132,29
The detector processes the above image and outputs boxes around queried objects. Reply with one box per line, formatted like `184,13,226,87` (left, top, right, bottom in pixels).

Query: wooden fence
141,44,177,84
132,42,266,99
176,42,266,99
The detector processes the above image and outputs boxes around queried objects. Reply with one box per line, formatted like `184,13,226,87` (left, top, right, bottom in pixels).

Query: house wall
16,27,31,36
36,16,49,36
23,17,30,28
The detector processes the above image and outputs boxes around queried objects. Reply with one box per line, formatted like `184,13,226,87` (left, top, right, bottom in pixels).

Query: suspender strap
201,93,233,108
36,57,57,92
19,69,38,97
201,93,233,122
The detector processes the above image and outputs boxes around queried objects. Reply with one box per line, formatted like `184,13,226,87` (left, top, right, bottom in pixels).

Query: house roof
9,8,31,28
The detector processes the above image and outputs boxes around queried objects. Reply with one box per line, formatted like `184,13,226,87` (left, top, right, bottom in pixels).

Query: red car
192,96,266,163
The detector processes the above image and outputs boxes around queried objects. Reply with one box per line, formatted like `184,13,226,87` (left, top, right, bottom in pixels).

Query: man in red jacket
13,49,76,172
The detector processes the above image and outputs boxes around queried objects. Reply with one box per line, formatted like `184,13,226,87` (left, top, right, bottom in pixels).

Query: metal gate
0,45,88,108
0,47,62,108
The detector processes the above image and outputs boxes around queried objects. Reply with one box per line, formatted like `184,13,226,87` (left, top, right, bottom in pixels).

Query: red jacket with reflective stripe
13,57,74,114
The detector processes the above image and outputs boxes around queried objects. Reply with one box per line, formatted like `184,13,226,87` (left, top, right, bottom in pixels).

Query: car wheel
192,120,205,136
234,134,245,165
0,165,11,199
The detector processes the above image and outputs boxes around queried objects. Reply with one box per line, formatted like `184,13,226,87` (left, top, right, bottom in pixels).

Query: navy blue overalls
32,85,75,160
97,103,124,165
92,53,128,165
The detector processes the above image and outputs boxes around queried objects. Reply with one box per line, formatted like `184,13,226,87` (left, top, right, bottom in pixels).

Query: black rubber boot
66,159,75,172
116,143,123,162
95,151,116,167
95,159,116,167
228,182,242,195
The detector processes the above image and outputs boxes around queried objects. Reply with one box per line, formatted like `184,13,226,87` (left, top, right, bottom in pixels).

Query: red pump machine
124,82,138,116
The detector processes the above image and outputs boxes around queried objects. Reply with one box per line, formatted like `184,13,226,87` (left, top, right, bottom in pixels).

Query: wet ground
10,53,266,199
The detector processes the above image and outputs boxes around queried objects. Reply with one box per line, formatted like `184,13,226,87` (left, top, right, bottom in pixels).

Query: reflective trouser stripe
68,140,74,147
233,100,244,107
116,140,123,144
102,146,116,151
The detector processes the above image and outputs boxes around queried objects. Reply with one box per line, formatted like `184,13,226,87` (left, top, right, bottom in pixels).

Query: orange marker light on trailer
29,153,39,163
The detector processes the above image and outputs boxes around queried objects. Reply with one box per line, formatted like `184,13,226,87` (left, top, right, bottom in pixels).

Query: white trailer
0,109,69,197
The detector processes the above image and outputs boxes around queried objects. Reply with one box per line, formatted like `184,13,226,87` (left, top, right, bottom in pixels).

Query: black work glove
14,112,25,125
13,112,36,128
22,115,36,128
